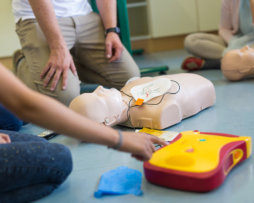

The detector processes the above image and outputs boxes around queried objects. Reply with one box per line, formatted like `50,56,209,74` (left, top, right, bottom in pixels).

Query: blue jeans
0,130,73,203
0,104,23,131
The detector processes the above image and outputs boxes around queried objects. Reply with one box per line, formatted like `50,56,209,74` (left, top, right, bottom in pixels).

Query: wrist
105,27,120,36
109,130,123,150
49,44,69,54
48,38,67,51
50,44,65,50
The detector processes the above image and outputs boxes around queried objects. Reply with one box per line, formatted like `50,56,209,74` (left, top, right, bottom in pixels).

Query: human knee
110,70,140,89
57,86,81,106
57,72,81,105
36,75,81,106
48,143,73,184
121,67,140,86
111,54,140,89
184,34,199,53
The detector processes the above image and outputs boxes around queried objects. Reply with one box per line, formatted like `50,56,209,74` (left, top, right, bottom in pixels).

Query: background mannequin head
221,46,254,80
69,86,126,126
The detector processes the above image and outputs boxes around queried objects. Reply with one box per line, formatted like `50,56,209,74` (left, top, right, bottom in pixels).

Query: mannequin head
221,46,254,80
69,86,126,126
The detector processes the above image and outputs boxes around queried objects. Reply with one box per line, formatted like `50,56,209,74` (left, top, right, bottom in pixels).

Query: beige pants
184,33,227,60
15,12,140,105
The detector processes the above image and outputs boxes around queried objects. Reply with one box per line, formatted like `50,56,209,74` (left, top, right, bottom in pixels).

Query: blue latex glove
94,166,143,198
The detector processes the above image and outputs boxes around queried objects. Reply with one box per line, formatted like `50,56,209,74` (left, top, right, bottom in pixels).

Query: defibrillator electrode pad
130,78,172,103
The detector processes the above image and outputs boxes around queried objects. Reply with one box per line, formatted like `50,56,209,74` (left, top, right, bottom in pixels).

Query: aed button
232,149,243,162
224,149,244,174
234,150,242,160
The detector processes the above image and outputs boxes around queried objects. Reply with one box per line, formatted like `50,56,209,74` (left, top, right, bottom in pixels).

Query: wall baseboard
131,34,186,54
0,57,13,70
131,31,217,54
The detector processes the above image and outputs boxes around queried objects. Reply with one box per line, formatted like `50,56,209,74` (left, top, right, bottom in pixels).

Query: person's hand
0,133,11,144
119,132,168,161
40,46,77,91
105,32,124,63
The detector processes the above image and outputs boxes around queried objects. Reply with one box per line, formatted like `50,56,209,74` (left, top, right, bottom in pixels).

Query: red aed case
144,131,252,192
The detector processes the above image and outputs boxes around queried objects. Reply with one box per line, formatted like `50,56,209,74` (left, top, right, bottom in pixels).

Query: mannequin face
221,46,254,80
231,46,254,58
69,86,125,126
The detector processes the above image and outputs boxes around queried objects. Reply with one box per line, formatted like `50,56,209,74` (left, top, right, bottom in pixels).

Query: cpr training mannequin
221,45,254,80
69,73,216,129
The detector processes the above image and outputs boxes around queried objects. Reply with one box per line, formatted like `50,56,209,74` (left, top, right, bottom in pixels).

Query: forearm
218,1,233,44
18,93,118,146
28,0,66,50
250,0,254,24
96,0,117,29
219,28,233,44
0,64,118,147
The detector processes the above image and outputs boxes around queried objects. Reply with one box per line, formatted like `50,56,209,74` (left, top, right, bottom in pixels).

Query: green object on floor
90,0,169,75
140,66,169,75
132,49,144,55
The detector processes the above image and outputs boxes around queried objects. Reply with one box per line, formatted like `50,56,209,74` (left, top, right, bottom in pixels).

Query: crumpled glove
94,166,143,198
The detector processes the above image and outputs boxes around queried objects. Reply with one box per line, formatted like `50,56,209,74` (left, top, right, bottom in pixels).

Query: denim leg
0,132,73,203
1,184,58,203
0,130,48,143
0,104,23,131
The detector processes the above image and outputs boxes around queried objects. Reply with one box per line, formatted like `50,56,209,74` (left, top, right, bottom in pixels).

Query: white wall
0,0,21,57
197,0,221,32
147,0,221,38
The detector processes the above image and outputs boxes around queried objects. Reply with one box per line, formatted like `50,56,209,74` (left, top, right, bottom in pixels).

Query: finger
105,42,112,59
62,70,68,90
40,63,51,78
132,154,147,161
150,135,168,146
70,60,77,76
115,46,123,59
145,140,154,155
0,134,11,143
4,135,11,143
149,140,156,152
50,70,62,91
109,56,117,63
109,47,122,62
43,68,56,87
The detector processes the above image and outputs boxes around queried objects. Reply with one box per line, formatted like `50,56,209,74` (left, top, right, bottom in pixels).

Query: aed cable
120,80,181,129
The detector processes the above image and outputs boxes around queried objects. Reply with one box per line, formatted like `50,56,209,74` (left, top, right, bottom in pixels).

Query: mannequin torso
120,73,215,129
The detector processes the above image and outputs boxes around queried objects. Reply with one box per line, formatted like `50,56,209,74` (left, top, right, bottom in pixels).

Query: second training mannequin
221,46,254,81
69,73,216,130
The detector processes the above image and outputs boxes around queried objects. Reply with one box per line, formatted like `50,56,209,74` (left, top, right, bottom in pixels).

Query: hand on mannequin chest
69,73,216,129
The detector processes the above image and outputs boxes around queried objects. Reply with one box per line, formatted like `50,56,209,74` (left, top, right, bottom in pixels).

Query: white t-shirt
12,0,93,22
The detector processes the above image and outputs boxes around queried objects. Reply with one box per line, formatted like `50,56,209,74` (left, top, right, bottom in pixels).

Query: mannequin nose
241,45,250,52
95,86,105,93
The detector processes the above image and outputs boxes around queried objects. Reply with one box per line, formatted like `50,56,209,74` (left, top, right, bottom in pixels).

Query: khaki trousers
184,33,226,60
15,12,140,105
